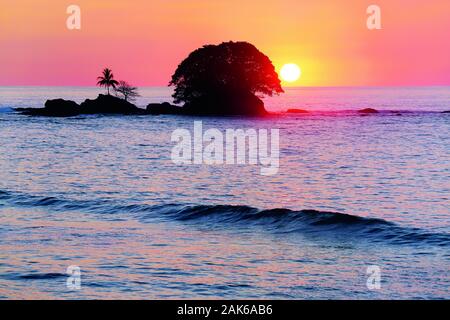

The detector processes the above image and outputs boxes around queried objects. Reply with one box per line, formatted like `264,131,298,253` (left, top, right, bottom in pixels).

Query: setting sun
280,63,301,83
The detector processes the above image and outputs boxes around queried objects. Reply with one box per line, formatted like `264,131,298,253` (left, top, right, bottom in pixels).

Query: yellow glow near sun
280,63,301,83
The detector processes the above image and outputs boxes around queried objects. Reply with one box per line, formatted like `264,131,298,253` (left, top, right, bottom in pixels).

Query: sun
280,63,301,83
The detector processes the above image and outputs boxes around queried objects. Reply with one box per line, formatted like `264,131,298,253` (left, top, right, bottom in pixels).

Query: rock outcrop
16,94,145,117
79,94,143,115
16,92,270,117
17,99,80,117
184,91,268,116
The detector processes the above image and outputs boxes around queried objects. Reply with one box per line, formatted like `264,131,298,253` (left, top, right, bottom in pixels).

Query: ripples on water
0,87,449,299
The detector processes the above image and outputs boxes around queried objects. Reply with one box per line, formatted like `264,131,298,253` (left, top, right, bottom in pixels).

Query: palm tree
97,68,119,95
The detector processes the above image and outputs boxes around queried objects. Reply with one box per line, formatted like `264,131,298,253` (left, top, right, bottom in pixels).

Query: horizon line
1,84,449,89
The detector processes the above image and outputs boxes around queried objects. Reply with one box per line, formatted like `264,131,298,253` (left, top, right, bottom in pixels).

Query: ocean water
0,86,449,299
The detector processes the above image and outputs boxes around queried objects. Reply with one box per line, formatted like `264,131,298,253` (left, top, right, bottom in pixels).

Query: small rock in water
287,109,309,114
358,108,379,114
146,102,183,115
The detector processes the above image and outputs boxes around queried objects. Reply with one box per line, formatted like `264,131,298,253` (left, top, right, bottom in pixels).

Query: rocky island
16,42,282,118
16,94,148,117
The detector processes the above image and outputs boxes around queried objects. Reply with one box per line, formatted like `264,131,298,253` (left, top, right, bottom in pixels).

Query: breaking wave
1,189,449,247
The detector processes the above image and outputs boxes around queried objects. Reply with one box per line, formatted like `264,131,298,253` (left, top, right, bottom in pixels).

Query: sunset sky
1,0,449,86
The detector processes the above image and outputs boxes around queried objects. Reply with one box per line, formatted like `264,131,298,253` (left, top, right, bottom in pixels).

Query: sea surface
0,86,449,299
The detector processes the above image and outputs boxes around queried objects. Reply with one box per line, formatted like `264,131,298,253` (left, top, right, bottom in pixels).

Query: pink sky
1,0,449,86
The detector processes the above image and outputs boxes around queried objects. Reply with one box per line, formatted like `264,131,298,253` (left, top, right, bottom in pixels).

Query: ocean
0,86,449,299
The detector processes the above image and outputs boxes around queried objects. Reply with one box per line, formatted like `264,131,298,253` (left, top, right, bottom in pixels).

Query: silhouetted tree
169,41,283,115
97,68,119,95
114,81,140,102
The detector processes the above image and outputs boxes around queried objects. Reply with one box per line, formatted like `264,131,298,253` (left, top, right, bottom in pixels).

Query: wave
1,189,449,247
158,205,450,246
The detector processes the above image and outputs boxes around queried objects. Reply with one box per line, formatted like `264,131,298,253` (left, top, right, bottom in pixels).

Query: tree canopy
169,41,283,114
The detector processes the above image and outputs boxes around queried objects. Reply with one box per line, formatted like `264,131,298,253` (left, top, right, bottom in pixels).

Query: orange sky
1,0,449,86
